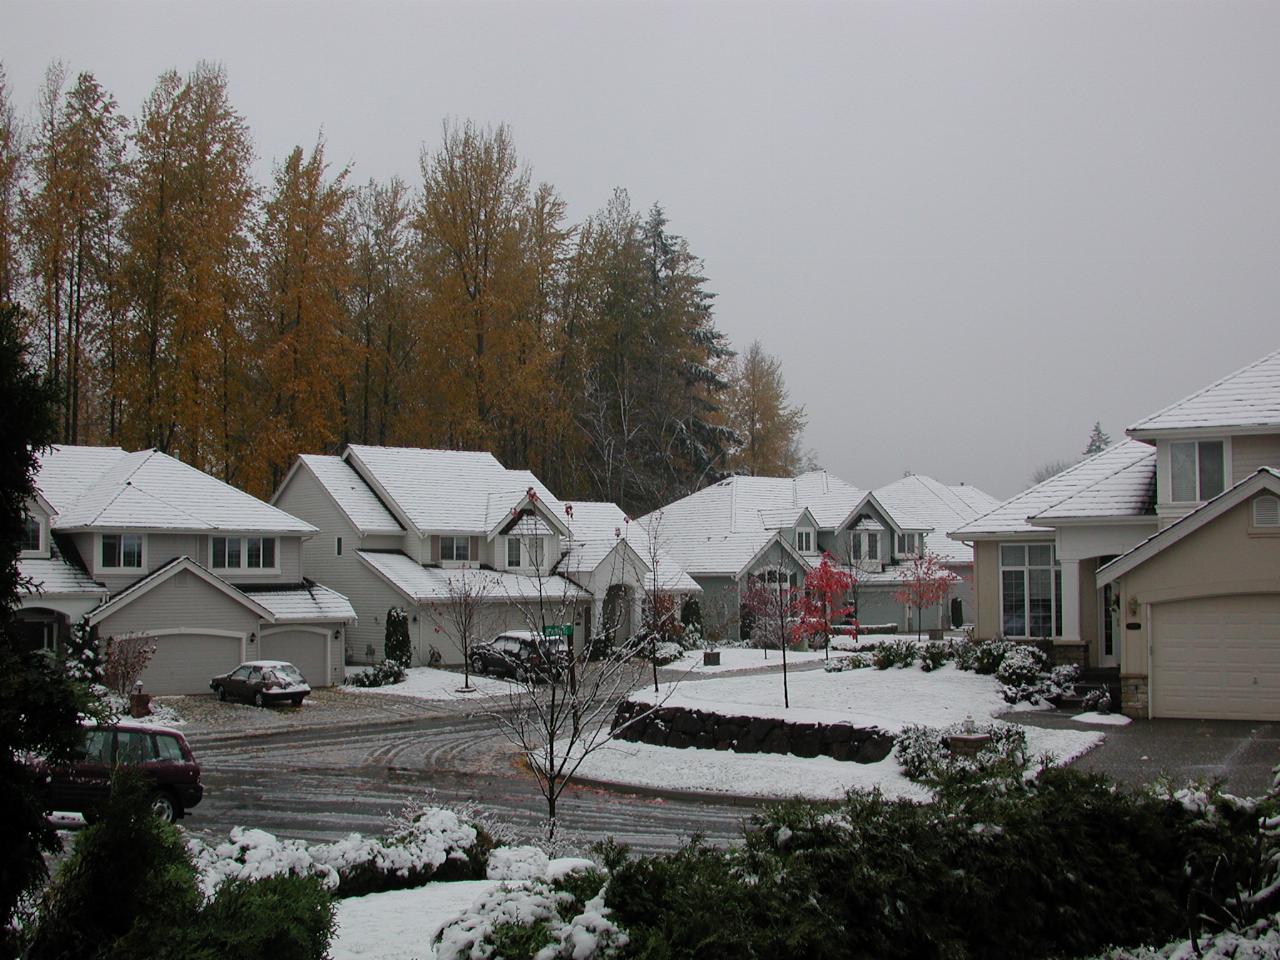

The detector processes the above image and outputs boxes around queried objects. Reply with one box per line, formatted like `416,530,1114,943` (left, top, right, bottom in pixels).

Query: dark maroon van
31,722,203,823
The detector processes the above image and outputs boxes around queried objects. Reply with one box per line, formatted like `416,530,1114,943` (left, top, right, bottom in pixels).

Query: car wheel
216,685,227,702
291,696,303,707
253,691,265,708
150,792,179,823
470,656,485,676
513,665,528,683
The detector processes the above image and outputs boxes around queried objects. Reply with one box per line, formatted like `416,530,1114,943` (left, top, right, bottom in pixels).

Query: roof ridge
1128,346,1280,432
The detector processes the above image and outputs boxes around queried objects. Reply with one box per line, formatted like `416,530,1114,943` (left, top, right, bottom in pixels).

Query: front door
1099,582,1119,668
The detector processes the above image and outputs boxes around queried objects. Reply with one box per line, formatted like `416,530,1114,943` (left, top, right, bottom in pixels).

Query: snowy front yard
668,646,829,675
570,664,1103,800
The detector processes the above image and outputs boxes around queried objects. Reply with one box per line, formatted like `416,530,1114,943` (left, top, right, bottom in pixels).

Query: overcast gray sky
7,0,1279,499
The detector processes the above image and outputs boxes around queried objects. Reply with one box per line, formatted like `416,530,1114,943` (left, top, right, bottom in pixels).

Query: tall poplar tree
0,66,24,306
724,339,808,476
248,140,353,495
118,63,255,477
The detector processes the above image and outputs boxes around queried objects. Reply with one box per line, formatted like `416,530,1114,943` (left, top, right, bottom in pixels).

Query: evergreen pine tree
1084,421,1111,456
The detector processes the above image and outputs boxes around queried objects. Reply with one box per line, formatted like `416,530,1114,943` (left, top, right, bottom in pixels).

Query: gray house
648,470,998,639
18,446,356,694
272,446,698,666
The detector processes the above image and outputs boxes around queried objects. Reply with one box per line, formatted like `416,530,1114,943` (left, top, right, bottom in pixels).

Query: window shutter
470,536,481,561
430,536,440,562
1254,495,1280,528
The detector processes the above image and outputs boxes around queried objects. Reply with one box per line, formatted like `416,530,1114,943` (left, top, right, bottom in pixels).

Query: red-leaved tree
893,552,960,640
794,551,857,660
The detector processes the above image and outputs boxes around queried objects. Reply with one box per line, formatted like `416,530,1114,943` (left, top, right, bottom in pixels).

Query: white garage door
140,633,243,696
1152,595,1280,720
259,630,330,687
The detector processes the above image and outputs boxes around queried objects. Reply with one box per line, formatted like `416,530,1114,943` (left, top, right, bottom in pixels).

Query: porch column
1059,559,1081,642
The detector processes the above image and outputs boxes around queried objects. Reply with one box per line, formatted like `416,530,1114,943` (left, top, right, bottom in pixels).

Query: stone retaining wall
611,700,895,763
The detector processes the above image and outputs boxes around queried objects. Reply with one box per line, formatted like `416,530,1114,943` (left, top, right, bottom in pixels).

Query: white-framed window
1253,495,1280,528
507,536,522,567
101,533,144,570
999,543,1062,638
212,535,277,571
1170,439,1225,503
796,527,814,553
865,532,879,560
896,532,921,556
440,536,470,562
21,515,43,554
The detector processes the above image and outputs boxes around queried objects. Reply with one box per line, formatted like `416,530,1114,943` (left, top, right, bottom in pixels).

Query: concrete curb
564,772,783,808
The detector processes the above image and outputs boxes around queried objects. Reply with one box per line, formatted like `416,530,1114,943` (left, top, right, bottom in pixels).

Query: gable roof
1127,347,1280,436
279,455,403,535
86,556,276,626
559,501,700,593
1097,468,1280,586
874,474,1002,564
242,581,358,623
344,445,559,536
356,550,590,603
43,448,316,535
949,440,1156,539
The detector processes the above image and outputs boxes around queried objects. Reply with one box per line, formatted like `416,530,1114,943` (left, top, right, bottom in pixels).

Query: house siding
1233,434,1280,479
973,541,1001,640
95,568,261,641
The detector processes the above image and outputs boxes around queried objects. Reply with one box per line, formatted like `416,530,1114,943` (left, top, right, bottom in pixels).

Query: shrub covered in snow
650,640,684,666
1081,685,1114,714
487,845,551,882
918,639,949,672
823,652,873,672
894,720,1030,784
435,872,625,960
345,658,408,688
872,638,917,670
188,827,337,899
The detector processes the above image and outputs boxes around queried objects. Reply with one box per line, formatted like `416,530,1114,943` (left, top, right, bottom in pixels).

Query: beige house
950,348,1280,720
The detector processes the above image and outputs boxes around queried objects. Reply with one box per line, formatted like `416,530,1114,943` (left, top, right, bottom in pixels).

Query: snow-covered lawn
569,664,1104,800
331,880,497,960
670,647,830,675
342,667,515,702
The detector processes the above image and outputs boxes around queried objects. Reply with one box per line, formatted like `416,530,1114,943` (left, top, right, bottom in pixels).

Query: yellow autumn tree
723,339,808,477
246,139,353,496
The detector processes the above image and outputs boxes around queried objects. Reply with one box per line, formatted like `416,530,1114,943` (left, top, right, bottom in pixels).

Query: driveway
1013,712,1280,797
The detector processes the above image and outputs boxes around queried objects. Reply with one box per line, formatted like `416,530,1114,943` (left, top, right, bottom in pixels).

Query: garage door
140,633,243,696
1152,595,1280,720
258,630,330,687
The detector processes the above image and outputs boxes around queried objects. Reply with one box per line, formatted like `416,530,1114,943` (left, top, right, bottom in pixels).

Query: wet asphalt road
182,710,765,854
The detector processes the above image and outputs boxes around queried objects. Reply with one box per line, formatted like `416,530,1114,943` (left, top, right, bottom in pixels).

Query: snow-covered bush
894,721,1030,785
650,641,684,666
953,638,1016,674
919,640,950,672
995,644,1053,703
872,638,916,670
1081,686,1113,714
187,827,337,899
823,652,873,672
345,658,407,688
435,877,626,960
487,845,551,881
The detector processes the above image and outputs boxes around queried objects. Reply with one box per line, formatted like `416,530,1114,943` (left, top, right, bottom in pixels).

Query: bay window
1170,440,1225,503
212,535,277,571
101,533,143,569
999,543,1061,638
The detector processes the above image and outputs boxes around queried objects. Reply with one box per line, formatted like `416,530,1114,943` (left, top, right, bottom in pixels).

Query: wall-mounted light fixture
248,631,257,645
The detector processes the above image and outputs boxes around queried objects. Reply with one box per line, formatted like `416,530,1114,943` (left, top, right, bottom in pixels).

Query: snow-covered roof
1031,450,1156,522
945,484,1003,516
873,475,1001,564
559,502,700,593
44,448,316,535
241,582,357,623
289,455,403,535
345,445,559,535
33,445,129,514
357,551,590,604
20,551,107,598
950,441,1156,538
1128,347,1280,435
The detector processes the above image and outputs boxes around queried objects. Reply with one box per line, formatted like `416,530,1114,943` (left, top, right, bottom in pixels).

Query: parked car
28,722,203,823
469,631,568,682
209,660,311,707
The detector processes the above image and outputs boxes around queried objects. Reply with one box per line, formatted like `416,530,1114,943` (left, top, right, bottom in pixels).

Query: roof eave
1126,424,1280,441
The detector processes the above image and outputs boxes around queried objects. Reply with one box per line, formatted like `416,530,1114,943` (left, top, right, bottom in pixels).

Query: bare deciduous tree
431,567,500,692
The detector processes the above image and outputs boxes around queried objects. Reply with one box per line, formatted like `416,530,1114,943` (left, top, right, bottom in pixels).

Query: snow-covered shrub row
435,872,626,960
823,652,873,672
344,658,408,688
872,638,917,669
894,720,1029,784
1087,914,1280,960
918,639,949,672
187,803,491,899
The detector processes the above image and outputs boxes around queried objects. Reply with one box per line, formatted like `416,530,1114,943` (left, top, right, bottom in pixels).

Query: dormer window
101,533,144,570
440,536,470,562
896,532,921,557
21,515,42,553
1170,440,1225,503
507,536,522,567
796,528,814,553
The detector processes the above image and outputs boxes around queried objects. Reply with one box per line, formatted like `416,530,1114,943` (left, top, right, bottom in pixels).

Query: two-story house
950,347,1280,720
272,446,699,665
18,446,356,694
647,471,999,640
